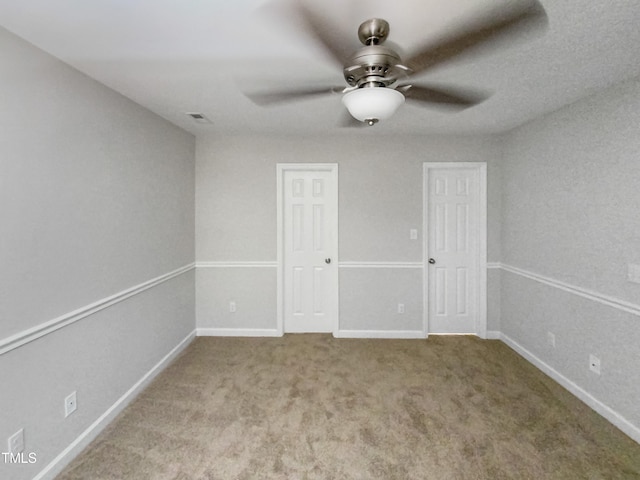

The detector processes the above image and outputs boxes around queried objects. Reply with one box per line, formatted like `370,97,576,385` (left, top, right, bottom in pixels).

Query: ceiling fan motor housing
343,45,409,88
343,19,411,88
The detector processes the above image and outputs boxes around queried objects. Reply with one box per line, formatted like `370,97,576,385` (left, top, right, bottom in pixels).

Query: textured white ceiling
1,0,639,137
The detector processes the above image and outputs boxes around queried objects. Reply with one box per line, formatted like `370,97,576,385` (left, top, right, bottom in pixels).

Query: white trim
197,328,282,337
485,330,502,340
487,262,501,269
501,263,640,317
339,261,423,269
277,166,284,336
197,261,422,269
0,263,195,356
500,333,640,444
276,163,340,336
423,163,428,338
477,165,488,339
196,261,277,268
423,162,488,338
33,329,197,480
334,329,426,339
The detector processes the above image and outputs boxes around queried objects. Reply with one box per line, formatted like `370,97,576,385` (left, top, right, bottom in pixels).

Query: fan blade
405,0,547,76
245,86,343,106
262,0,354,66
399,84,488,109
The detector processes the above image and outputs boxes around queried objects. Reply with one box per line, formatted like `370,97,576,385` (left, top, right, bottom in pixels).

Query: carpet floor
57,335,640,479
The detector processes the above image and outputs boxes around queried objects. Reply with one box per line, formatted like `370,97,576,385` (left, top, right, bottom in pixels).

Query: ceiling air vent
186,112,212,124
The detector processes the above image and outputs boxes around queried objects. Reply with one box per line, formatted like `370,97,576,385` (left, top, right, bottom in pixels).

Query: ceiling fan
246,0,548,126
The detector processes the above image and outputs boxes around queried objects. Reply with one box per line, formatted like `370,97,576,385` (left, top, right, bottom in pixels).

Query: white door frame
423,162,487,338
276,163,339,336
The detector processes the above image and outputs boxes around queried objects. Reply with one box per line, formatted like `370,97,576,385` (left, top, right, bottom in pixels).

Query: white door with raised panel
424,163,486,335
278,164,338,333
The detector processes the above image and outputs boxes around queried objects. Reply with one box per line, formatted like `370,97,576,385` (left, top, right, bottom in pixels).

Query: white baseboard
334,329,426,339
500,332,640,444
197,328,282,337
198,328,426,339
485,330,502,340
34,329,197,480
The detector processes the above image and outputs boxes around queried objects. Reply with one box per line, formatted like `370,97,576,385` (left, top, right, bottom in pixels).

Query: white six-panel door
278,164,338,333
424,163,486,335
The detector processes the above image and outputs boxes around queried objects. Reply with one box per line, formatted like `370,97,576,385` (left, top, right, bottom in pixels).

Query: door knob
428,258,436,264
325,258,331,264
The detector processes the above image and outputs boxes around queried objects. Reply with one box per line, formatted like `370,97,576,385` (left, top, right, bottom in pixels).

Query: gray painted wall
195,133,502,333
500,76,640,432
0,27,196,480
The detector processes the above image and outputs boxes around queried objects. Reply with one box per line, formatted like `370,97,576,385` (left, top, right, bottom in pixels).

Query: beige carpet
57,335,640,479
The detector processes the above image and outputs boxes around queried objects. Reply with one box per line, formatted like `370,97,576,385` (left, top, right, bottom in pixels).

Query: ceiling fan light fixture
342,87,404,125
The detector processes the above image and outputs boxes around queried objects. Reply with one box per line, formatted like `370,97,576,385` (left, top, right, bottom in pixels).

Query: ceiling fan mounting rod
358,18,390,46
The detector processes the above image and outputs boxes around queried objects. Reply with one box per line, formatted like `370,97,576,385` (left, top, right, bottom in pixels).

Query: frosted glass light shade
342,87,405,123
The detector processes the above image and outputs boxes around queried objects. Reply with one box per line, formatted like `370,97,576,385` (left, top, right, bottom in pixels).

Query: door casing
423,162,487,338
277,163,339,335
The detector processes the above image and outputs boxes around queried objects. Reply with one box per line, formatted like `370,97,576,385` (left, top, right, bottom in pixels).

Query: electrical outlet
589,354,601,375
547,331,556,348
409,229,418,240
229,301,236,313
65,391,77,417
7,429,24,455
397,303,405,314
